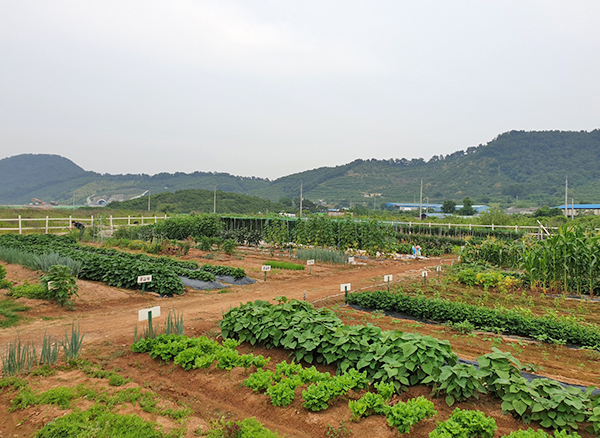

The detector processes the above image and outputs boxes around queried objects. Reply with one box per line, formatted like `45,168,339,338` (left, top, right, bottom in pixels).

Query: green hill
111,189,288,214
250,130,600,206
1,130,599,207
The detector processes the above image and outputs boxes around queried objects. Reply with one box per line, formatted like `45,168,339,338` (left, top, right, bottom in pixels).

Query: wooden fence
0,215,169,235
0,214,558,239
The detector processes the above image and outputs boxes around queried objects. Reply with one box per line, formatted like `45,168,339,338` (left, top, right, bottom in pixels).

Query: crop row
0,235,247,295
219,298,600,434
130,214,488,255
130,332,493,436
346,290,600,349
461,225,600,295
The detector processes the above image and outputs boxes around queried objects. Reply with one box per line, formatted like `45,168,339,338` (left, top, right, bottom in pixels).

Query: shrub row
346,290,600,349
219,299,457,393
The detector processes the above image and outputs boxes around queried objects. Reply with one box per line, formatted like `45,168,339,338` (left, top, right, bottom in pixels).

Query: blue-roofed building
554,204,600,216
386,202,490,215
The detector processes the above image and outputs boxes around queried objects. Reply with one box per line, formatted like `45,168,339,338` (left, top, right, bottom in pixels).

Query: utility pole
148,189,151,212
564,176,568,217
213,185,217,214
419,178,423,219
299,181,303,218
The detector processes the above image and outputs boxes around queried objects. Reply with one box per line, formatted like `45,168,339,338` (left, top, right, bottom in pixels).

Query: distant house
386,203,443,212
554,204,600,216
327,209,350,217
386,202,490,215
505,207,539,215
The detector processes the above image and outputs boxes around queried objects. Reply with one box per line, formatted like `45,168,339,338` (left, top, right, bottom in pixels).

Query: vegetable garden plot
219,298,600,434
0,234,252,295
461,226,600,296
346,290,600,349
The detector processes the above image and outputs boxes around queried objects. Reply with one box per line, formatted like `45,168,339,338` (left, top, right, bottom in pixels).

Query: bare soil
0,247,598,437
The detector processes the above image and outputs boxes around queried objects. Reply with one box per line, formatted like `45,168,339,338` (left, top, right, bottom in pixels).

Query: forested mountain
1,130,599,207
247,130,600,206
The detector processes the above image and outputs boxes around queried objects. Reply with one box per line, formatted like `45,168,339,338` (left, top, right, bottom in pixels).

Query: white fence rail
380,221,558,233
0,214,556,237
0,215,169,235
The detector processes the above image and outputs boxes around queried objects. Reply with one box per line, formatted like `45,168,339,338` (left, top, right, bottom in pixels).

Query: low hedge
346,290,600,349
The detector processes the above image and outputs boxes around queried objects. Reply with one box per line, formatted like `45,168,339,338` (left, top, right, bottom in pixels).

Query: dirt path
0,251,446,348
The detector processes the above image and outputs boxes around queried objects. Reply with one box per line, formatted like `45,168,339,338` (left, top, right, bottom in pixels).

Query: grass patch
203,417,283,438
0,298,29,328
296,248,347,264
264,260,305,271
35,404,174,438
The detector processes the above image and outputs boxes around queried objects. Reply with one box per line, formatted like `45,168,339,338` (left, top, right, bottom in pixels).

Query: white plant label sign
422,271,428,277
261,265,271,272
348,257,355,263
138,306,160,321
306,259,315,265
340,283,351,292
137,275,152,284
384,275,393,282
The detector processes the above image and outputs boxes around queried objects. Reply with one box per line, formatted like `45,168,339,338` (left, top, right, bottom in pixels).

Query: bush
0,264,12,290
8,281,48,299
41,265,79,308
222,239,237,255
429,408,496,438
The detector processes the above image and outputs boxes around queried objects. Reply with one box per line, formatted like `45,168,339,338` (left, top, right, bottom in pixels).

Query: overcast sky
1,1,599,179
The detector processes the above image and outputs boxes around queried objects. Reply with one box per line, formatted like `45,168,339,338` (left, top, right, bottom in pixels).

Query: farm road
0,253,448,351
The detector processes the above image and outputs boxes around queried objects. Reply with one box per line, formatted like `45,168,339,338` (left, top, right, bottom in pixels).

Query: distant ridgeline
1,130,599,206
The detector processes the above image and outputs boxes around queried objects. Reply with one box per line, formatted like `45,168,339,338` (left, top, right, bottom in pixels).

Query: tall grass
61,322,85,361
134,309,184,342
34,253,82,276
296,248,348,264
163,310,185,336
1,337,37,376
264,260,305,271
1,324,85,375
39,331,60,365
0,247,81,275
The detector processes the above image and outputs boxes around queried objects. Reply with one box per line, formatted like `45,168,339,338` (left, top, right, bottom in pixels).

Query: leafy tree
41,265,79,309
478,207,511,225
533,206,563,218
458,197,475,216
279,197,293,207
441,200,456,214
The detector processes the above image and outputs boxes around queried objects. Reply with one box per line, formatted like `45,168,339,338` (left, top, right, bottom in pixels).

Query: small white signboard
46,281,56,290
261,265,271,272
422,271,428,277
340,283,351,292
348,256,355,263
137,275,153,284
306,259,315,266
437,266,441,272
384,275,393,282
138,306,161,322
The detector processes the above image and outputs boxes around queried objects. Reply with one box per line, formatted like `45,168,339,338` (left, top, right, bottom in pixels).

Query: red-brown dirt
0,247,597,437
